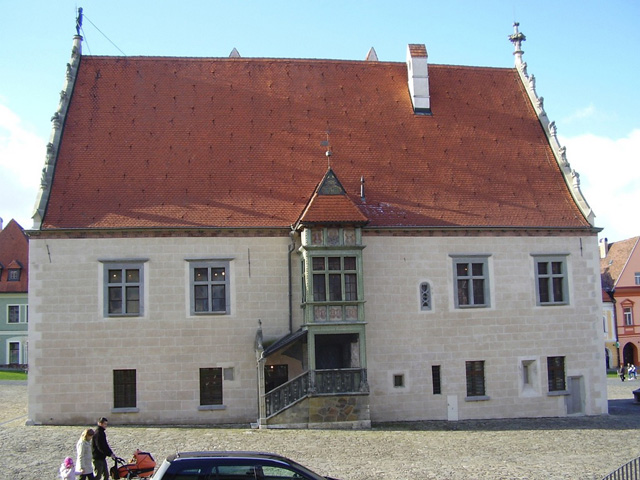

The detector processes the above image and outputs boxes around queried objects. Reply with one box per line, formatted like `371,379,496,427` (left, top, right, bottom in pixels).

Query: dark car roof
166,451,291,462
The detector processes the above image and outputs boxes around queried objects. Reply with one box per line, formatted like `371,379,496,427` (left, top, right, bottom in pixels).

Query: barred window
547,356,566,392
200,367,223,406
432,365,441,395
465,360,486,397
113,369,136,408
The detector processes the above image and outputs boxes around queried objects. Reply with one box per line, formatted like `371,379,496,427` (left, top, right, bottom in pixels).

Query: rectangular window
113,369,137,408
9,342,20,364
311,256,358,302
104,263,144,316
393,374,405,388
7,269,20,281
635,272,640,285
465,360,486,397
624,307,633,326
200,367,223,406
547,356,566,392
453,257,489,308
535,256,568,305
7,305,20,323
190,261,230,315
432,365,441,395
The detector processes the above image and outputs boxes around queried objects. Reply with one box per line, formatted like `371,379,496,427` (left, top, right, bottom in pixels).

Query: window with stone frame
453,256,490,308
190,260,231,315
534,255,569,306
623,305,634,326
104,262,144,316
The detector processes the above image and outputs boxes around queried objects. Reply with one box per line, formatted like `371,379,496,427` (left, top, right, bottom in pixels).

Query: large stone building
27,20,606,427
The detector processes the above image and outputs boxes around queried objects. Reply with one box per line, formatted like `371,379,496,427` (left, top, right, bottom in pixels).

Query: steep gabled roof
0,219,28,293
601,237,640,289
38,53,592,232
297,168,369,226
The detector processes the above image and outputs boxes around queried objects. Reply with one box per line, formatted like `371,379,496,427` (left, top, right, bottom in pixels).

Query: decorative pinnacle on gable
508,22,526,66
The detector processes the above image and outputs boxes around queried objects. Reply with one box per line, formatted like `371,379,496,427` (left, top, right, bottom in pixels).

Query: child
59,456,77,480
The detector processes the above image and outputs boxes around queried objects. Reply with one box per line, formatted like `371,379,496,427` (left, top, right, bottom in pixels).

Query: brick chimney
406,44,430,114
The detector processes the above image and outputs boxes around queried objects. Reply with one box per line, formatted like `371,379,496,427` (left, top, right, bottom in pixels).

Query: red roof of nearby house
0,219,28,293
601,237,640,289
40,55,591,231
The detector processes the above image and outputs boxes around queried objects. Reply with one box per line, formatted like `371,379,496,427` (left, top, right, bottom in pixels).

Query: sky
1,0,638,242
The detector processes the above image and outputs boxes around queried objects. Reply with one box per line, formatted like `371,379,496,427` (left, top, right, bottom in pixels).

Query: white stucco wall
28,232,607,425
363,234,607,421
27,235,294,425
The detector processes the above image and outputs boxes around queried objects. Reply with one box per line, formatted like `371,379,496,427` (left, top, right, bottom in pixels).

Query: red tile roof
601,237,640,289
298,168,369,225
41,55,591,231
0,219,28,293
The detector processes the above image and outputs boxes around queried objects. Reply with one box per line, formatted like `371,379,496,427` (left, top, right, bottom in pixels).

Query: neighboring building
0,219,29,367
601,288,617,371
27,20,607,427
600,237,640,369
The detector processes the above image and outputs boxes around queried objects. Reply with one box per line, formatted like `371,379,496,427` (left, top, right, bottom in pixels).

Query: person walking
92,418,116,480
76,428,95,480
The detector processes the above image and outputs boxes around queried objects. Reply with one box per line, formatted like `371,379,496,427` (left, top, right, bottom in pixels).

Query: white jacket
76,439,93,475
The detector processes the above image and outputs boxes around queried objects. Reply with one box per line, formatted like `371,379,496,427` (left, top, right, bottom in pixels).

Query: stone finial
365,47,378,62
508,22,526,66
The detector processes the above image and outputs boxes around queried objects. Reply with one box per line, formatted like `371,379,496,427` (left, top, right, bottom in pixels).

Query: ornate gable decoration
318,169,346,195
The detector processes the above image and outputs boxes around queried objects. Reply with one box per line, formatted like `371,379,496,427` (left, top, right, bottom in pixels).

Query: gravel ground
1,378,639,480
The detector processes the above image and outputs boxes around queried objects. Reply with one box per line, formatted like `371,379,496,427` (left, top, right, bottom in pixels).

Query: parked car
151,451,340,480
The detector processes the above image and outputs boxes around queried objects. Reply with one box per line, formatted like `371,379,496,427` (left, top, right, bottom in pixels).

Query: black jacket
91,425,113,460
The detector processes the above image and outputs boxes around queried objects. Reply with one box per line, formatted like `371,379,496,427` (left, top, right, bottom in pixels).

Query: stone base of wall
265,394,370,429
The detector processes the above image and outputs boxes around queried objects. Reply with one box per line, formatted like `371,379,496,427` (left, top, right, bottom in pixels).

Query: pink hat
64,457,74,468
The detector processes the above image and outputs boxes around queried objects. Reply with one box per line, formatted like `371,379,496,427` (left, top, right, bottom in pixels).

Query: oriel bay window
311,255,359,322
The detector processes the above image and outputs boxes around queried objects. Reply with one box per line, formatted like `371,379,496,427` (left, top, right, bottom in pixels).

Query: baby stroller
110,450,156,479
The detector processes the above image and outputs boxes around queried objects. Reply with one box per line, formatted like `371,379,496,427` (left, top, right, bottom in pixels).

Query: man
92,417,116,480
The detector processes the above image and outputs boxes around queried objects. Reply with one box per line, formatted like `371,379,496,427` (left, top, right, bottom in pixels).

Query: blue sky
1,0,638,242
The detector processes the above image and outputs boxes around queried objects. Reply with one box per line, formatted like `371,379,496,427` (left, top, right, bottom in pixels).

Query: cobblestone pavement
1,378,639,480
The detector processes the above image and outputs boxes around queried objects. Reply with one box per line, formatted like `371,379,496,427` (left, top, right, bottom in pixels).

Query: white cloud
560,129,640,242
0,102,46,229
562,104,596,124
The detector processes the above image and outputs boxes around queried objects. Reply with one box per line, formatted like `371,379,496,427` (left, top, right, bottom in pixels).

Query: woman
76,428,95,480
